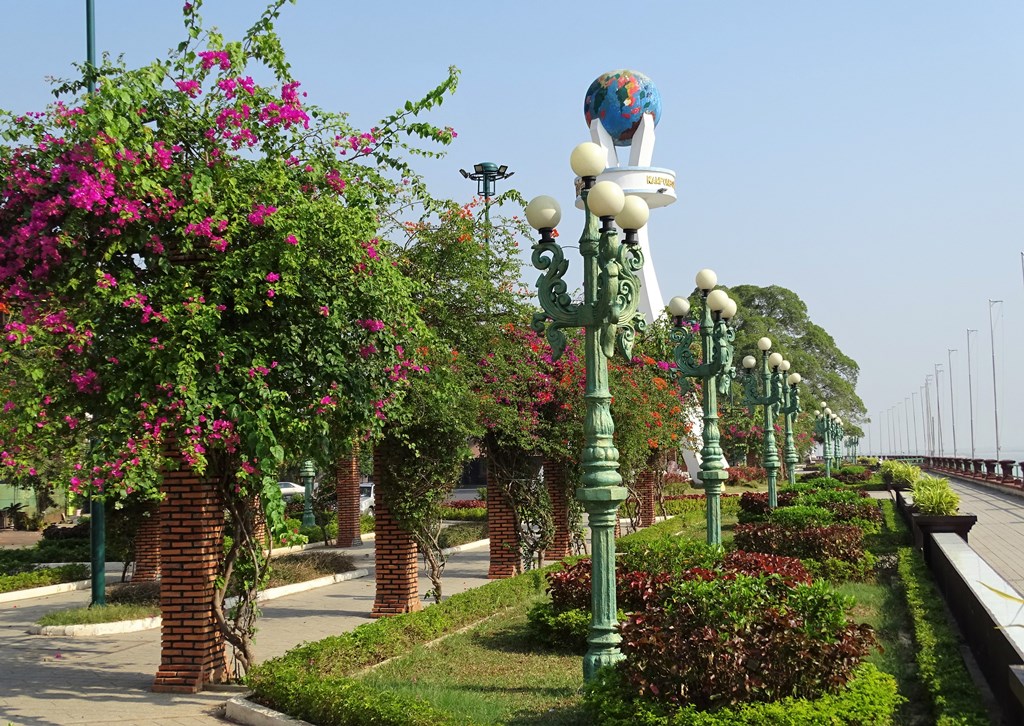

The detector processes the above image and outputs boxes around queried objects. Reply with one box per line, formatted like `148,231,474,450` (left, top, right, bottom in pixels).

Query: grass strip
37,603,160,626
896,547,991,725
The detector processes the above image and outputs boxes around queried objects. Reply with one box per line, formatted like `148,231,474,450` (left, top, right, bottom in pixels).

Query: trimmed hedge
0,563,90,593
896,548,990,725
585,662,901,725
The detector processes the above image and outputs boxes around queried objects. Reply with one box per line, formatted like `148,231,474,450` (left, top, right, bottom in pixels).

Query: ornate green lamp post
667,274,738,545
300,460,316,528
846,435,860,463
740,338,783,507
777,364,802,486
833,416,844,465
527,142,650,681
814,403,833,478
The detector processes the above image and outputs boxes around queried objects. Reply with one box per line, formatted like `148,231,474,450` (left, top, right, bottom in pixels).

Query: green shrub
616,574,877,711
525,602,590,652
803,552,877,583
911,476,959,516
880,460,920,490
437,522,486,549
585,662,901,725
897,549,990,725
618,537,723,575
0,563,90,593
770,505,834,529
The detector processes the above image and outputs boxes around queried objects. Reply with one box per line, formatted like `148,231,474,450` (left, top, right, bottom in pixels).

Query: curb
26,568,371,637
269,532,376,558
225,695,314,726
439,538,489,556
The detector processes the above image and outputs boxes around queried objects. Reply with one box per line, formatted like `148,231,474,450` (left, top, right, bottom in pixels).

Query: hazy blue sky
2,1,1022,458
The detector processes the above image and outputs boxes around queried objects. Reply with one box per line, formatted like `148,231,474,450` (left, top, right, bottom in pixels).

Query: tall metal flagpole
947,349,958,457
967,329,977,459
924,377,934,456
989,300,1002,460
934,364,944,457
911,392,920,454
895,405,903,454
903,399,912,456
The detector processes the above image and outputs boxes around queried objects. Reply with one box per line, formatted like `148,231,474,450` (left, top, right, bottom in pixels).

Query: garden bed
247,498,991,724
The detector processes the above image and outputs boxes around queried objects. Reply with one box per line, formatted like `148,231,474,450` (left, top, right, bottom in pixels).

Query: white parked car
360,483,375,516
278,481,305,501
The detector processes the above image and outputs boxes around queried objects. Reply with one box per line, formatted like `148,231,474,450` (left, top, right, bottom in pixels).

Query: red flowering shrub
439,499,486,509
617,573,877,710
737,490,798,522
734,523,865,563
721,550,812,588
727,465,767,483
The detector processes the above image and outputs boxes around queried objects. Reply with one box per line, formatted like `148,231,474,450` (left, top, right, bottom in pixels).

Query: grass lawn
358,601,587,725
37,603,160,627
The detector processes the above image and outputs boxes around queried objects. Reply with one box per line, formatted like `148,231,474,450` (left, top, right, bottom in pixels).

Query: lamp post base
577,485,628,681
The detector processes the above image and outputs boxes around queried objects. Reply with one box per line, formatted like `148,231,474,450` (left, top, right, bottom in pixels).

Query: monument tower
580,70,676,321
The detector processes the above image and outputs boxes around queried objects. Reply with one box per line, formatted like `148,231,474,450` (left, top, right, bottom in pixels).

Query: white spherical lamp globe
768,352,784,369
780,360,791,371
615,195,649,230
587,181,626,218
706,289,729,312
787,372,801,385
668,296,691,318
525,196,562,231
757,337,772,352
695,268,718,291
570,142,607,178
742,355,757,369
721,297,738,320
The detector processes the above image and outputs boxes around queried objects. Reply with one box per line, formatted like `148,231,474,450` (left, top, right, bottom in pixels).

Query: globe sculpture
583,69,662,147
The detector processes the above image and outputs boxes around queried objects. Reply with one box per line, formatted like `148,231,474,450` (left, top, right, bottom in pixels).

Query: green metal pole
782,382,799,486
761,356,780,508
698,302,726,545
300,460,316,528
576,202,627,681
823,425,831,479
86,0,105,607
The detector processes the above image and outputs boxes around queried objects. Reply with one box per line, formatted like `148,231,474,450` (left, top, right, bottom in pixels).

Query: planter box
911,512,978,566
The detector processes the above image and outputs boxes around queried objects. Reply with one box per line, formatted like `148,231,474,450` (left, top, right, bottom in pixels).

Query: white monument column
577,114,676,322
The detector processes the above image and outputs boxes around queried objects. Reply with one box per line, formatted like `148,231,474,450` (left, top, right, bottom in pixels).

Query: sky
1,0,1023,459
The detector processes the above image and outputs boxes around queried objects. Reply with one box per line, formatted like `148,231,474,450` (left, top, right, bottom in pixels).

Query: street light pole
459,162,514,244
947,349,958,457
911,392,919,454
777,365,801,486
966,329,977,459
903,398,912,456
934,363,944,457
668,277,738,538
740,340,783,506
895,405,903,454
989,300,1002,459
528,142,650,681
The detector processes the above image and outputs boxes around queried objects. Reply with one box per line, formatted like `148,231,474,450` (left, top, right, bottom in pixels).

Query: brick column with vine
131,502,161,583
486,459,521,579
152,438,227,693
544,456,571,560
370,447,421,617
336,446,362,548
637,460,657,528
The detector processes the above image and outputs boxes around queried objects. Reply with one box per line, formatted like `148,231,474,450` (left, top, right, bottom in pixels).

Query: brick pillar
370,448,420,617
336,447,362,548
544,457,570,561
152,441,227,693
637,465,656,528
131,503,161,583
487,460,521,579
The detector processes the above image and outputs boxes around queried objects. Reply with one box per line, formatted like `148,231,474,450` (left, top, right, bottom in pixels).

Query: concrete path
940,475,1024,597
0,538,493,725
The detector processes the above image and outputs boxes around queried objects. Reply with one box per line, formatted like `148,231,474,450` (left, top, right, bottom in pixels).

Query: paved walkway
0,538,493,725
937,474,1024,596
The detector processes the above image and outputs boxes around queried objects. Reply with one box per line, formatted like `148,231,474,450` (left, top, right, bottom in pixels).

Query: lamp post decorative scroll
527,141,650,682
778,365,802,486
740,339,783,507
667,273,738,546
